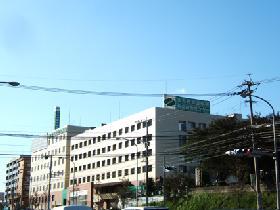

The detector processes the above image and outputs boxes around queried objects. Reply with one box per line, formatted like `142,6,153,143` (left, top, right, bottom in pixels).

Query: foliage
164,173,195,201
116,179,133,209
165,192,276,210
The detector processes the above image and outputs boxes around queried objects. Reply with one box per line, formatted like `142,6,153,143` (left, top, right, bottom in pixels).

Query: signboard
164,94,210,114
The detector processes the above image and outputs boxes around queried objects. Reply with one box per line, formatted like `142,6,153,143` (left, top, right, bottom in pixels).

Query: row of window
71,137,152,161
71,150,152,173
31,158,64,172
178,121,206,132
32,146,66,163
71,119,152,151
32,181,64,193
70,165,153,185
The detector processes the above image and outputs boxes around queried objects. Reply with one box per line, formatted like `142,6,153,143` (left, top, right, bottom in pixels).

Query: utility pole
46,155,53,210
163,156,166,207
238,78,263,210
145,118,149,206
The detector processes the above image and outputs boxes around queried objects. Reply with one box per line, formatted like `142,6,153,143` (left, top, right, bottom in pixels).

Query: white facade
30,125,91,208
69,107,222,188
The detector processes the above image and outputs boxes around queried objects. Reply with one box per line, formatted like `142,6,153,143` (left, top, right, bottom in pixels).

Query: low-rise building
5,155,31,210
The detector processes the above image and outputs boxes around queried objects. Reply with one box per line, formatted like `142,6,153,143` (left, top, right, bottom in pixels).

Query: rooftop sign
164,94,210,114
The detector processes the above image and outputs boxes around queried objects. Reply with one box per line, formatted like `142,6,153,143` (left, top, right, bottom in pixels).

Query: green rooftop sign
164,95,210,114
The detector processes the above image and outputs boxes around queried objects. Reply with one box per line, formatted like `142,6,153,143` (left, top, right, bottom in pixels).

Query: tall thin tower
54,106,60,130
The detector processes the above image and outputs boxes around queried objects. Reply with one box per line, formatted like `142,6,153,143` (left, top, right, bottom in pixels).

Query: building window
83,153,87,158
79,166,82,171
112,158,116,164
137,137,141,144
98,136,101,142
84,141,87,146
87,164,91,169
92,138,96,144
102,160,105,167
179,135,187,147
87,176,90,182
124,169,129,176
118,170,122,177
118,156,122,163
125,127,129,133
75,144,78,149
97,149,100,155
137,167,141,174
188,121,196,129
147,119,152,126
92,163,95,169
102,134,106,140
131,153,135,160
83,177,86,183
112,171,116,178
113,131,117,138
198,123,207,129
107,159,111,165
102,147,106,153
79,142,83,148
142,165,152,172
107,146,111,152
107,172,110,179
131,125,135,132
125,155,129,161
92,175,95,182
96,174,100,181
119,142,122,149
107,133,111,139
97,161,100,168
102,174,105,180
113,144,116,151
88,151,92,157
137,122,141,130
93,150,96,155
178,121,187,132
79,154,82,159
131,168,135,174
130,139,135,146
119,129,123,135
83,165,86,170
71,145,74,150
125,140,129,148
88,139,92,145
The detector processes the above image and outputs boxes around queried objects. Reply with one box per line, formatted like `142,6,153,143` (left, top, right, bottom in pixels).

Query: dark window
107,146,111,152
75,144,78,149
113,144,116,150
88,139,92,145
102,160,105,167
83,153,87,158
131,153,135,160
131,139,135,146
102,174,105,180
98,136,101,142
137,167,141,174
92,138,96,144
137,137,141,144
119,142,122,149
88,151,92,157
92,175,95,182
147,119,152,126
84,141,87,146
102,147,106,153
125,155,129,161
87,164,91,169
137,122,141,130
71,145,74,150
102,134,106,140
119,129,123,135
107,172,110,179
79,142,83,148
93,150,96,155
97,149,100,155
87,176,90,182
107,133,111,139
131,125,135,132
178,121,187,132
79,166,82,171
107,159,111,165
96,174,100,181
113,131,117,137
131,168,135,174
125,169,129,176
83,165,86,170
125,127,129,133
79,154,82,159
112,171,116,178
112,158,116,164
97,161,100,167
118,156,122,163
118,170,122,177
92,163,95,169
125,140,129,148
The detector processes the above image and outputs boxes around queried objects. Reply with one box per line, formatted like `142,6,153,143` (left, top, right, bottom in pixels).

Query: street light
0,81,20,86
252,95,280,210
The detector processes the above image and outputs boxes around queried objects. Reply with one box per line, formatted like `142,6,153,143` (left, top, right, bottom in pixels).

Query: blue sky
0,0,279,191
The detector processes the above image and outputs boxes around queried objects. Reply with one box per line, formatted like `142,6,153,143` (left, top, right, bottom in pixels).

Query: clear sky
0,0,279,192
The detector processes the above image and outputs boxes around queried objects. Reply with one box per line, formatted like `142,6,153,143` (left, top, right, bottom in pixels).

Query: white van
124,207,169,210
52,205,92,210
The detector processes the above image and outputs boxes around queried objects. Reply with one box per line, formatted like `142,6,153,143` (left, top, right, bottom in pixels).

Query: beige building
30,125,92,209
5,155,31,210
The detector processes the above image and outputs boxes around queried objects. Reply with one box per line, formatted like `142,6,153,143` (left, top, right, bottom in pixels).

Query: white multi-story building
30,125,92,209
69,107,222,209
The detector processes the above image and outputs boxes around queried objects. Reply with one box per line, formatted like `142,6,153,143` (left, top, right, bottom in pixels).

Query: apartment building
68,106,222,209
30,125,92,209
5,155,31,210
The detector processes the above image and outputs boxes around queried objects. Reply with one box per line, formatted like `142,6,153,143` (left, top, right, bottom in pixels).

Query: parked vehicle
52,205,92,210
